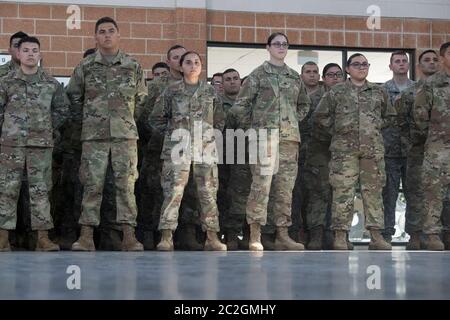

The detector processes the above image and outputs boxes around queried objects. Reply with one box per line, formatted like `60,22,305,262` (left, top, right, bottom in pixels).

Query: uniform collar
94,49,125,65
263,61,293,76
13,66,45,83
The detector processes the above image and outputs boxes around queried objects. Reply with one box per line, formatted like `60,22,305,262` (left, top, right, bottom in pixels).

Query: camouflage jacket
383,78,415,158
229,61,311,142
300,85,326,143
394,79,426,157
65,50,147,142
0,60,19,78
413,71,450,155
0,67,69,147
312,79,396,155
149,80,225,164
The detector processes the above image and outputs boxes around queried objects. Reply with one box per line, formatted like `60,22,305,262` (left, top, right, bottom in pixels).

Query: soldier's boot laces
157,229,173,251
274,227,304,250
249,223,264,251
406,231,421,250
424,234,444,251
122,225,143,251
333,230,348,250
226,231,239,251
36,230,60,251
307,226,324,250
71,226,96,251
142,231,155,250
444,232,450,250
369,230,392,250
204,231,227,251
0,229,11,252
179,224,203,250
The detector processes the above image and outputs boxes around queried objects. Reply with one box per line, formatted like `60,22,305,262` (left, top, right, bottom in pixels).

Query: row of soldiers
0,15,449,252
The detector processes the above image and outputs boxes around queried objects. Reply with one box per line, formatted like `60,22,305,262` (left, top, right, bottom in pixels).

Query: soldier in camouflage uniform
312,53,396,250
150,51,226,251
0,37,69,252
412,42,450,251
382,51,415,242
230,33,310,251
66,17,147,251
394,50,440,249
0,31,28,78
304,63,345,250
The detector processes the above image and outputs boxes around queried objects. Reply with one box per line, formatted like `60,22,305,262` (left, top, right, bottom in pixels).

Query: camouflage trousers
422,152,450,234
158,161,220,232
0,145,54,230
246,140,298,227
405,155,424,233
329,152,386,231
222,163,252,233
304,142,332,230
78,139,138,227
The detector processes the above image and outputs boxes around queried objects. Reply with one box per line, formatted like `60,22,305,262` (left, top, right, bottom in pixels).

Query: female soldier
229,32,311,251
150,51,226,251
312,53,396,250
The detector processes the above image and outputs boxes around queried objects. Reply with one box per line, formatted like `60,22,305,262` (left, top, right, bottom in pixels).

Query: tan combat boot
406,231,421,250
71,226,96,251
423,234,444,251
226,230,239,251
444,232,450,250
274,227,304,250
122,225,143,251
0,229,11,252
306,226,324,250
249,223,264,251
36,230,60,251
204,231,227,251
369,229,392,250
177,224,203,250
333,230,348,250
157,229,174,251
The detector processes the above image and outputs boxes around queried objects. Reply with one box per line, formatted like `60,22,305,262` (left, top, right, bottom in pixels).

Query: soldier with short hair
0,36,69,252
0,31,28,78
312,53,396,250
412,42,450,251
66,17,147,251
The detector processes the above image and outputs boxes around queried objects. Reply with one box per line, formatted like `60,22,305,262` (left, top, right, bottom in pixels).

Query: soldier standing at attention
0,31,28,78
312,53,396,250
413,42,450,251
394,49,440,249
66,17,147,251
0,37,69,251
150,51,226,251
230,32,310,251
382,51,415,243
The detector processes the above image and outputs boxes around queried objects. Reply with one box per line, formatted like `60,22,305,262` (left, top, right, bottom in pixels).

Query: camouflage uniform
65,50,147,228
149,80,225,232
0,67,69,231
412,71,450,235
382,78,415,239
312,79,396,231
230,61,310,229
0,60,19,78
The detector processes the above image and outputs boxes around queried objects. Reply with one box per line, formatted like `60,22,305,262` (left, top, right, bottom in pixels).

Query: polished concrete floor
0,248,449,300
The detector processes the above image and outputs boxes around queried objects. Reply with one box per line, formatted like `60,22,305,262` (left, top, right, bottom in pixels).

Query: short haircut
10,31,28,47
346,53,366,67
439,42,450,57
267,32,289,45
95,17,119,33
301,61,318,73
152,62,170,73
418,49,438,63
167,44,186,59
322,63,342,77
18,36,40,49
390,50,408,64
83,48,96,58
179,51,202,67
223,68,240,77
212,72,223,79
